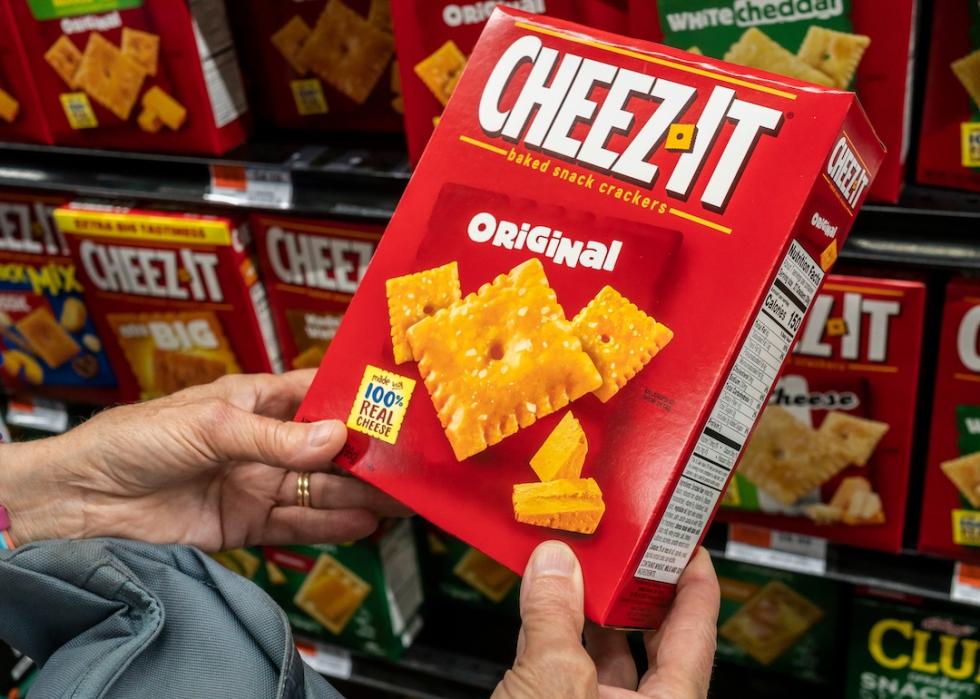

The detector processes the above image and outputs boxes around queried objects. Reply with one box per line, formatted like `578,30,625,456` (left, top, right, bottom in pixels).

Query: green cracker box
847,592,980,698
714,557,840,684
262,519,423,660
418,522,520,618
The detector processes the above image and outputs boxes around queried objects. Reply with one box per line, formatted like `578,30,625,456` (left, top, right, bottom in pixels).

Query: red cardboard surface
297,8,884,628
0,0,54,144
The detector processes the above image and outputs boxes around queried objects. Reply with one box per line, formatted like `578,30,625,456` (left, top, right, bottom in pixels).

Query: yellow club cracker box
262,520,424,660
54,202,282,402
719,274,927,552
0,191,116,401
232,0,403,133
9,0,250,155
295,7,885,628
251,214,382,371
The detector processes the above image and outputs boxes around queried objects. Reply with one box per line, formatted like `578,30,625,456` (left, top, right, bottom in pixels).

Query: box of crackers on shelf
918,277,980,561
629,0,916,203
262,519,424,659
418,522,521,617
718,273,927,552
232,0,401,133
0,0,54,144
390,0,629,163
845,588,980,699
294,7,886,628
251,213,382,372
7,0,249,155
0,191,117,401
714,558,840,685
52,201,283,403
916,1,980,194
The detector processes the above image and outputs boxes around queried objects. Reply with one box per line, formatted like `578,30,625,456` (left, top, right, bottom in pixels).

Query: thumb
518,540,586,657
198,401,346,470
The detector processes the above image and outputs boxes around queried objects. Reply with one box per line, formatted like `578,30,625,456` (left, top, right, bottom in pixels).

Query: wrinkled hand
494,543,719,699
0,371,409,550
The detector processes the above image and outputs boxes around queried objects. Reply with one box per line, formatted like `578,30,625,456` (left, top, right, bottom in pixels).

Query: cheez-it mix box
252,214,381,371
53,203,282,402
0,191,116,395
919,278,980,561
296,8,885,627
8,0,249,154
719,274,926,552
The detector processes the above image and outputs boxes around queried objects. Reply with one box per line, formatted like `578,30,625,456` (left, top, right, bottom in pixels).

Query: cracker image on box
271,16,313,75
942,452,980,509
512,477,606,535
453,547,519,602
796,26,870,89
74,32,145,121
719,581,824,665
407,258,602,460
44,36,82,88
572,286,673,403
16,306,80,368
952,49,980,109
294,553,372,635
738,406,847,505
295,0,394,105
724,28,833,87
0,88,19,123
530,411,587,481
817,411,889,467
387,262,461,365
414,40,467,106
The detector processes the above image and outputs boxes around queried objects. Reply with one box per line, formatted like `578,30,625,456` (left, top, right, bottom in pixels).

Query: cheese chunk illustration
530,411,587,481
513,477,605,534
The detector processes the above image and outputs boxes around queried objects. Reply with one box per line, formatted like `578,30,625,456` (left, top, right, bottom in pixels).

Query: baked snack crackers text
296,8,884,628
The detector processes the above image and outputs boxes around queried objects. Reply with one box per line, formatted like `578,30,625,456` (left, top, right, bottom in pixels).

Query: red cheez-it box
919,279,980,560
8,0,249,154
297,8,885,628
0,0,53,144
718,274,926,552
252,214,381,371
54,203,282,402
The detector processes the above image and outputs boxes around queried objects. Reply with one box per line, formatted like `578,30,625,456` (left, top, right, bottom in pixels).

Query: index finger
638,548,719,697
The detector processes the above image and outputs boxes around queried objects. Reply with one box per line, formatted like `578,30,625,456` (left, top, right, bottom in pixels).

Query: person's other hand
0,370,409,550
494,543,719,699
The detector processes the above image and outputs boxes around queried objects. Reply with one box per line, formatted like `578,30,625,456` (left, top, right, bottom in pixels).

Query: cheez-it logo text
826,136,871,209
79,241,223,303
796,291,899,363
478,35,784,212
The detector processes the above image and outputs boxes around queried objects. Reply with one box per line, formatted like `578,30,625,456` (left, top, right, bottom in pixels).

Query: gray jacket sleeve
0,538,342,699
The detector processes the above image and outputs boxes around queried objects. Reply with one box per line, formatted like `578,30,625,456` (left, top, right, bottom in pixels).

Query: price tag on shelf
951,562,980,606
206,164,292,209
725,523,828,576
295,639,352,680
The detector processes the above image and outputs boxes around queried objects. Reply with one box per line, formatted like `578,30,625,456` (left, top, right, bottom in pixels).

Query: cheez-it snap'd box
54,202,282,402
8,0,249,155
296,8,885,628
252,214,382,371
718,274,926,552
919,278,980,561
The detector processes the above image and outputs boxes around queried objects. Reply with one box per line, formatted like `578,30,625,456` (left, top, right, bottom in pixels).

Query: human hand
0,370,409,550
493,543,719,699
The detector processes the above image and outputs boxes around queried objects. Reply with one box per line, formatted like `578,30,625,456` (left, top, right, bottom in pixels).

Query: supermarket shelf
0,142,979,268
702,522,958,603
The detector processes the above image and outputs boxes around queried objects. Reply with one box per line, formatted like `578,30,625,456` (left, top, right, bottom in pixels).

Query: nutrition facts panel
636,240,824,583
